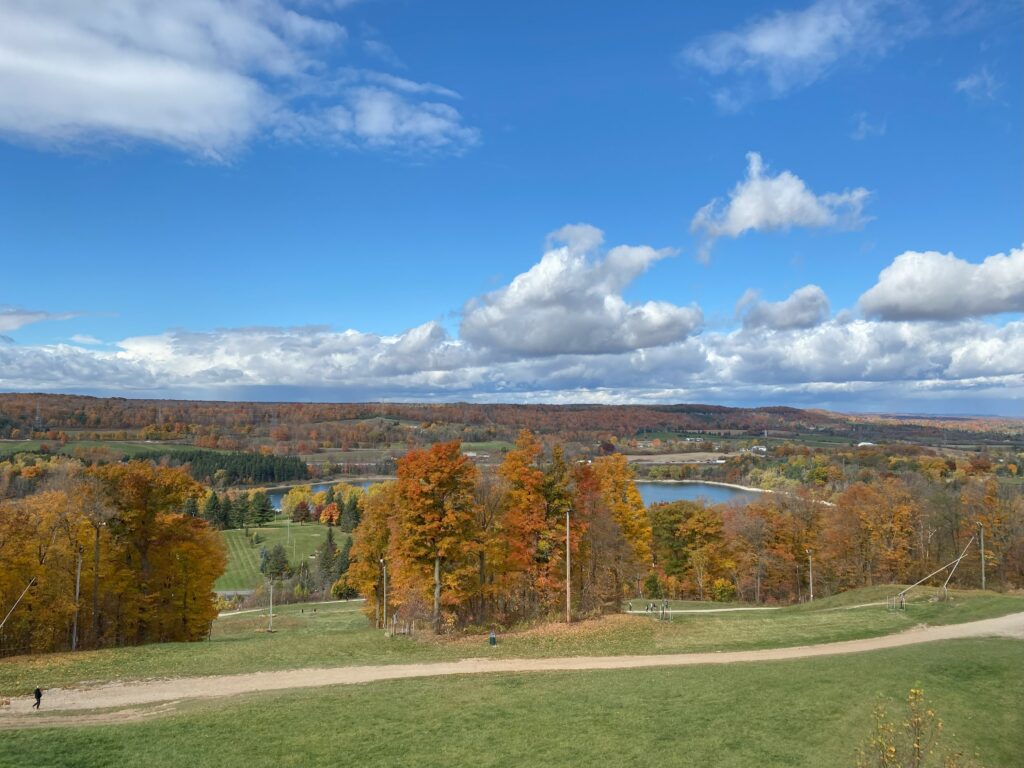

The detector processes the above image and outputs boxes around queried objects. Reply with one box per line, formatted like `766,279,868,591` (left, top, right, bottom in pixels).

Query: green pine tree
250,491,275,525
339,493,361,532
203,493,221,526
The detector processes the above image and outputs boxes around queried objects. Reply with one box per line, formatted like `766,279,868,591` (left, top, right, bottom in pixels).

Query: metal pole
807,550,813,602
565,508,571,623
941,535,976,595
268,579,274,632
977,522,985,590
0,578,36,632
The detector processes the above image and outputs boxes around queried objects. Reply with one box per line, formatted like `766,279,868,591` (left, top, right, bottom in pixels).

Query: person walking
32,688,42,709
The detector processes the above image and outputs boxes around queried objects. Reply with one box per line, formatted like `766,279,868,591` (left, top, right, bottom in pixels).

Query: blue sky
0,0,1021,413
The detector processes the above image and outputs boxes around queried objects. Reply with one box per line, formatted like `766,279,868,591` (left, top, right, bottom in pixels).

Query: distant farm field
461,440,514,453
0,439,221,459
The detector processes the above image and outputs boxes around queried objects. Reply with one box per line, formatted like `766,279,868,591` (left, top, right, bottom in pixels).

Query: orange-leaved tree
395,442,479,632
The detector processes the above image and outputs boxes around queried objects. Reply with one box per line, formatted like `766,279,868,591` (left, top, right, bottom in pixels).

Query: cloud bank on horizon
2,228,1022,411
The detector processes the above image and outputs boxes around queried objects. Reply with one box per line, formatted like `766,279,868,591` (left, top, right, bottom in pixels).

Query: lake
635,481,761,506
268,479,758,511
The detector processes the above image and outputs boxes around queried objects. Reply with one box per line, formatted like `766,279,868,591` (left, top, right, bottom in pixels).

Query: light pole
806,549,814,602
380,558,388,634
976,522,986,591
565,507,571,624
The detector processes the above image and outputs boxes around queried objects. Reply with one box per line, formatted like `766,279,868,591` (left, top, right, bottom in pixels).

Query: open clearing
0,588,1021,767
216,518,341,592
2,587,1021,697
2,610,1021,719
622,451,733,464
1,638,1021,767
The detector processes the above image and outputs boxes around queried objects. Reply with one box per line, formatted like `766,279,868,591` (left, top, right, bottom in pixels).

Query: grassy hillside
215,518,341,592
1,587,1020,696
2,638,1021,767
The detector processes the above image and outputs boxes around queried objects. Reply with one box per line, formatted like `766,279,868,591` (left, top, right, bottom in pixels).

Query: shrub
712,578,736,602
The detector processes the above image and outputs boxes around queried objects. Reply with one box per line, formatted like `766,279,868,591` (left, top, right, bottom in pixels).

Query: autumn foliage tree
395,441,479,632
0,460,225,655
347,433,658,629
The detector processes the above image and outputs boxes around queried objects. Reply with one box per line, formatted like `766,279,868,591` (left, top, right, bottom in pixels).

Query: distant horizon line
0,390,1020,422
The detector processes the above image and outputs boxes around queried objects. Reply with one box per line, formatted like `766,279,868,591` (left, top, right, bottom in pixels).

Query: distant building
750,445,767,454
857,441,876,447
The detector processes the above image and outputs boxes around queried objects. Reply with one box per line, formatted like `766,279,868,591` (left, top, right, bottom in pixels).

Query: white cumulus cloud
2,231,1022,412
0,0,477,158
738,285,830,330
460,224,702,356
859,245,1024,321
690,152,870,260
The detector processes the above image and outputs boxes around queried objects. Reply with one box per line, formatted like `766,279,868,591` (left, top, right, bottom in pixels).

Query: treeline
346,432,1024,633
280,483,363,531
345,432,651,632
6,393,1015,450
195,489,275,530
0,443,308,488
164,449,309,486
0,461,225,656
646,472,1023,603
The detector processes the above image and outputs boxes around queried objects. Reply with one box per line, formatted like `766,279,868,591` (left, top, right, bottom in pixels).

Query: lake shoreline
636,479,769,494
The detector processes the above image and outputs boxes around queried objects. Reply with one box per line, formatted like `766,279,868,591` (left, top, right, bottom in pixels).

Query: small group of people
627,600,670,614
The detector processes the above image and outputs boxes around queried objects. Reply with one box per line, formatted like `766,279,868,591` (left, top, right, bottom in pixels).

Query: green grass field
298,446,403,462
215,518,341,592
2,638,1020,767
461,440,515,453
2,587,1020,697
0,439,222,459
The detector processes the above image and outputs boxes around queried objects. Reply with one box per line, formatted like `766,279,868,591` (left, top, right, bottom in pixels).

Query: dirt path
3,611,1022,729
627,607,780,614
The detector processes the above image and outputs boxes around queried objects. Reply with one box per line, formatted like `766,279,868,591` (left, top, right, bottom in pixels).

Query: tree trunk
477,551,487,622
91,525,101,646
433,555,442,633
72,546,83,651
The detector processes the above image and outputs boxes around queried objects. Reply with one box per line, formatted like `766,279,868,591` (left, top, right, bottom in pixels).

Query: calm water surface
269,480,757,510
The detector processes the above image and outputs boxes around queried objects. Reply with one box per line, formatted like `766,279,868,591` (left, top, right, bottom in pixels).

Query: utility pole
977,522,986,590
565,508,571,623
806,549,814,602
268,579,274,633
380,558,388,634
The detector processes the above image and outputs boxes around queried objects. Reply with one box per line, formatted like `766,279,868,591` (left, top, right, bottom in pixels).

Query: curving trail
2,611,1022,729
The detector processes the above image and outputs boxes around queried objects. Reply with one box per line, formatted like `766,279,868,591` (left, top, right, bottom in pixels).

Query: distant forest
1,394,1020,456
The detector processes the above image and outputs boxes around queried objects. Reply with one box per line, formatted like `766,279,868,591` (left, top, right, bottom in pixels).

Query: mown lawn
2,638,1021,767
215,518,342,592
1,587,1020,697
